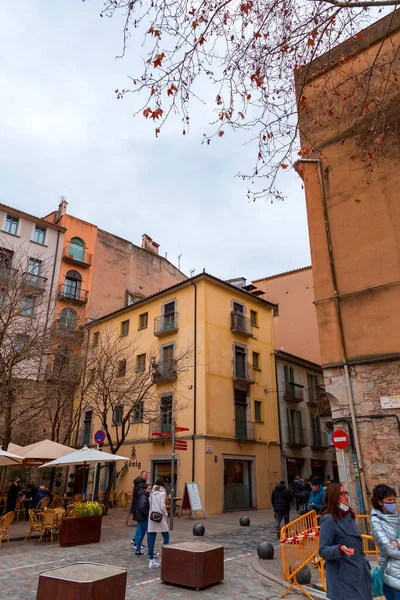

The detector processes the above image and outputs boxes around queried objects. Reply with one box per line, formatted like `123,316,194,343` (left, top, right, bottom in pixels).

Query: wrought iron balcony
286,426,307,448
154,312,179,337
62,245,92,268
235,420,255,440
233,361,255,384
23,272,48,292
230,312,254,337
0,267,18,282
149,419,173,440
285,381,304,402
58,283,88,305
311,430,330,450
153,360,178,384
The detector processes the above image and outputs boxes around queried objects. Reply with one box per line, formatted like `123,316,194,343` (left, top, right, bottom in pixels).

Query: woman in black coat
319,482,372,600
6,477,21,512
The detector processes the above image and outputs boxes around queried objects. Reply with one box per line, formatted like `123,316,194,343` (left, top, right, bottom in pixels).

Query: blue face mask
383,502,397,514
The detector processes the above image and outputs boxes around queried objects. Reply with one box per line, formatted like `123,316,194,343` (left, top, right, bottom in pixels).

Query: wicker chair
49,493,61,509
71,494,83,504
116,491,123,507
14,497,26,523
0,511,15,547
0,494,6,516
109,490,116,508
25,509,42,542
40,509,59,543
123,492,131,510
33,496,50,516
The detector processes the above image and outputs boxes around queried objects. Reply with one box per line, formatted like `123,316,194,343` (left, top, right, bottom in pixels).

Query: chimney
55,196,68,223
142,234,160,255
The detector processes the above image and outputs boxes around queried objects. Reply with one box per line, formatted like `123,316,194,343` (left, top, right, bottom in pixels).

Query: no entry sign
332,429,349,450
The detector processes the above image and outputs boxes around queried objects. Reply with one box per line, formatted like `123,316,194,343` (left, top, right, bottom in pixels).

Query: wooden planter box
59,516,102,547
161,542,224,589
36,563,127,600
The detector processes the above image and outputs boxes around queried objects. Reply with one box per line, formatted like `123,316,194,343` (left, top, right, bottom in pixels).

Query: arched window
68,237,85,263
60,307,77,330
64,270,82,300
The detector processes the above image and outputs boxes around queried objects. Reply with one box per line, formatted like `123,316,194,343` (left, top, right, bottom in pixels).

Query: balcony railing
154,312,179,337
0,267,18,281
62,245,92,268
285,381,304,402
235,420,255,440
149,419,173,439
153,360,178,384
58,283,88,305
230,312,254,337
23,272,48,291
311,430,330,450
233,361,256,384
286,426,307,447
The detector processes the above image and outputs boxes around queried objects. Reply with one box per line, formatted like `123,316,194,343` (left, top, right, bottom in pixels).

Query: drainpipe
190,281,197,482
37,229,61,380
297,158,367,512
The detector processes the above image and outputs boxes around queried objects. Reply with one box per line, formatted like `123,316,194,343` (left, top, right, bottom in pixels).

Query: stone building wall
324,358,400,508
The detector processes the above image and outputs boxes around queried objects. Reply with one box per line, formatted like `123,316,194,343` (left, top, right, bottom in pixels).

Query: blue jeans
147,531,169,560
383,583,400,600
135,521,148,549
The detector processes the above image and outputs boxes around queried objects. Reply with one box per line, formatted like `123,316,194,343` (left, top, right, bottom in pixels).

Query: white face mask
339,502,350,512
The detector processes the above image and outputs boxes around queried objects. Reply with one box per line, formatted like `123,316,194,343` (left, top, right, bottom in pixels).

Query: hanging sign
179,482,205,519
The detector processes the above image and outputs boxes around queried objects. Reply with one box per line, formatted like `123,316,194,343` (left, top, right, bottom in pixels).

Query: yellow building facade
83,273,281,514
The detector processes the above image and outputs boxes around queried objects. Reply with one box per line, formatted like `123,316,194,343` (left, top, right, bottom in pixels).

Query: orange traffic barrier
280,510,319,600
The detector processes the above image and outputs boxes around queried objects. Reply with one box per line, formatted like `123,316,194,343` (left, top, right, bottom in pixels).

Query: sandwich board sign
179,482,205,519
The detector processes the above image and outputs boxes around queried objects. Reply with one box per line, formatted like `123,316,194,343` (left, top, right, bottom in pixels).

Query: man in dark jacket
271,481,293,539
292,476,304,511
134,483,151,556
131,471,148,548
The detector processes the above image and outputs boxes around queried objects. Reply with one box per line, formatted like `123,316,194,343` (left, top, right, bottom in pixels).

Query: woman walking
147,478,169,569
319,482,372,600
370,484,400,600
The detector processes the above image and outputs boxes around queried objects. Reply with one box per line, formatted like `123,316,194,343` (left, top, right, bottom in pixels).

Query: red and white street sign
152,432,172,437
175,427,190,432
332,429,349,450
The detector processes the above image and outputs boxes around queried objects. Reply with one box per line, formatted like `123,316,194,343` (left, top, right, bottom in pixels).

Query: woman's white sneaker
149,559,161,569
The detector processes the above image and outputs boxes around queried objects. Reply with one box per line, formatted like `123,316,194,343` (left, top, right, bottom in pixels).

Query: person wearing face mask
370,484,400,600
319,482,372,600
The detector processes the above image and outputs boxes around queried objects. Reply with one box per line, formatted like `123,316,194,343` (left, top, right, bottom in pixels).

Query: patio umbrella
0,448,24,466
38,445,130,468
38,446,131,500
8,439,76,463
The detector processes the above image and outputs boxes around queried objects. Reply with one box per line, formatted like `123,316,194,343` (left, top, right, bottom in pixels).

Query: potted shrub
59,501,103,547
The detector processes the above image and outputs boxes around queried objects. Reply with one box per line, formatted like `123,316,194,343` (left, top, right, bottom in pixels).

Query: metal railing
154,312,179,336
58,283,88,304
233,361,255,383
311,430,330,449
23,272,48,290
235,420,255,440
0,267,18,280
285,381,304,402
286,426,307,447
230,312,254,337
63,245,93,267
153,359,178,383
149,419,173,438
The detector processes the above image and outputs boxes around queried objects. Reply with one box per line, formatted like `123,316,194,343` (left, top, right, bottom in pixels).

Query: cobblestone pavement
1,510,316,599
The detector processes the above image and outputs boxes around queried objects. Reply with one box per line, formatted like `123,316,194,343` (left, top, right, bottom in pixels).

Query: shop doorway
332,461,339,483
286,458,304,484
311,459,326,481
152,460,177,496
224,459,253,511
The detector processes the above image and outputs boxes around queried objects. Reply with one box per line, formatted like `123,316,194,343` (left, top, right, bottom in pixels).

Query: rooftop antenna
189,268,196,277
178,253,182,270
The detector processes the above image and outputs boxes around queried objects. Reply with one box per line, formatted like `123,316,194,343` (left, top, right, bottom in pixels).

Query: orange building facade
295,11,400,510
44,200,186,327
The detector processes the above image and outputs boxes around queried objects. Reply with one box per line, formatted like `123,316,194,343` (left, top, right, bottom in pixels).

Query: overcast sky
0,1,311,281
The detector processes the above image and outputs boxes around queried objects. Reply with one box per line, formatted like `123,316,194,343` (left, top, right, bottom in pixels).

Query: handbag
150,511,163,522
371,566,384,597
